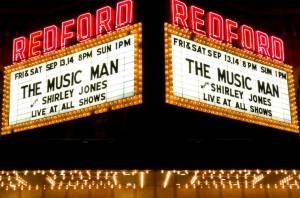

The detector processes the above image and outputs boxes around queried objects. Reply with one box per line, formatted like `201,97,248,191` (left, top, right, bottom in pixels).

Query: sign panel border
164,23,298,133
1,23,143,135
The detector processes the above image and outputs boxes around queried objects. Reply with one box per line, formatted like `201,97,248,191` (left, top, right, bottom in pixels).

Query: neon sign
12,0,134,63
2,24,143,135
170,0,285,62
2,0,142,135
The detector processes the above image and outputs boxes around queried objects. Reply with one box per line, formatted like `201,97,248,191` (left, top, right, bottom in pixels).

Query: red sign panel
170,0,285,62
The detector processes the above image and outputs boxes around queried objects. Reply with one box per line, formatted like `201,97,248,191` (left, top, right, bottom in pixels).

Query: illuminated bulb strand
113,172,118,185
163,171,172,188
279,175,293,186
140,172,144,189
15,175,28,187
46,175,55,188
0,170,300,191
252,174,264,186
190,171,199,185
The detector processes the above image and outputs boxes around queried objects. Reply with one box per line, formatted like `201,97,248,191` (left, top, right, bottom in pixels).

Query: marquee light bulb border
164,23,298,133
0,169,299,191
1,23,143,135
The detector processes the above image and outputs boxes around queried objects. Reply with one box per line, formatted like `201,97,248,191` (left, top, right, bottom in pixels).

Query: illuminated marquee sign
170,0,285,62
12,0,134,63
165,23,298,132
1,23,142,135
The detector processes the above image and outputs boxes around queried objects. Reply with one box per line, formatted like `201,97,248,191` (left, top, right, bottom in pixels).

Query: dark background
0,0,300,170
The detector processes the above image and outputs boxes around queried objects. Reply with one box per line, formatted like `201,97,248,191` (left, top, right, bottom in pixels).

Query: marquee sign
165,23,298,132
170,0,285,62
12,0,134,63
1,23,143,135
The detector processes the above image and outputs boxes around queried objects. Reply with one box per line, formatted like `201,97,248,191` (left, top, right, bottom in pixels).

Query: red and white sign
12,0,134,63
170,0,285,62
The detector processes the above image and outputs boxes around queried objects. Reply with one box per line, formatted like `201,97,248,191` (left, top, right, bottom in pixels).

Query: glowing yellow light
140,172,144,189
163,171,172,189
113,172,118,185
190,171,199,185
45,176,55,188
15,175,27,187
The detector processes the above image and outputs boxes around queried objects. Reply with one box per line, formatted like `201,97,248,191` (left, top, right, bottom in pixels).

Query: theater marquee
165,23,298,133
1,24,143,135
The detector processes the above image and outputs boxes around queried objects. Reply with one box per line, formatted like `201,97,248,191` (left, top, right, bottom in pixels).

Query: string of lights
0,170,299,191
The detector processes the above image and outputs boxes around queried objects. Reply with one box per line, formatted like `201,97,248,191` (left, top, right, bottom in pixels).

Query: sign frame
1,23,143,135
164,23,299,133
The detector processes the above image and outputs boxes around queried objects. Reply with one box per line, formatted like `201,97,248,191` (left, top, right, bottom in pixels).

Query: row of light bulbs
0,170,300,191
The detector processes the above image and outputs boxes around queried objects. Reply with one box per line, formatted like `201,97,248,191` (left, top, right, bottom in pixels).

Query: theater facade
0,0,300,197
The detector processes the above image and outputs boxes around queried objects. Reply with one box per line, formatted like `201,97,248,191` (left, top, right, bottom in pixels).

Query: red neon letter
270,36,285,62
255,30,270,58
238,25,255,52
61,19,76,48
12,37,28,63
44,25,60,54
188,6,205,36
205,12,224,42
116,0,133,29
28,30,43,58
225,19,238,44
77,13,95,42
171,0,188,29
96,6,115,36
